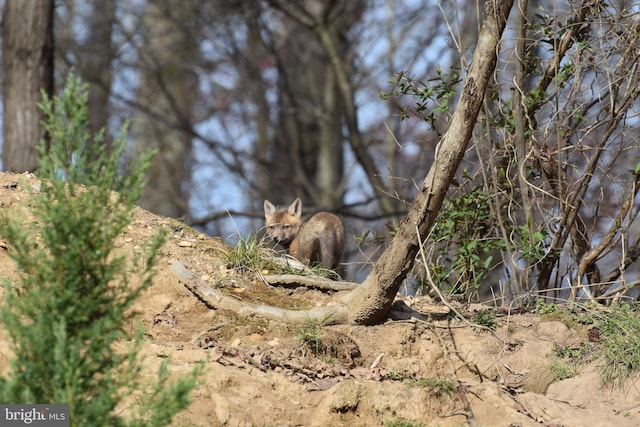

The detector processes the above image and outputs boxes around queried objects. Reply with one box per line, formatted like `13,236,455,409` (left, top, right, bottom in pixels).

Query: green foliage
551,343,592,381
534,300,562,316
472,309,497,331
597,304,640,388
551,359,579,381
515,225,547,263
0,74,199,426
407,377,456,398
297,314,334,356
298,318,324,355
227,233,337,278
534,301,594,326
380,69,462,136
409,179,551,301
224,233,277,272
426,187,505,300
388,368,406,381
354,229,388,247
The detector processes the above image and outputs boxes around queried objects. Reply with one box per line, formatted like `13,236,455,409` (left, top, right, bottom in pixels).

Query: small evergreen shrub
0,74,199,426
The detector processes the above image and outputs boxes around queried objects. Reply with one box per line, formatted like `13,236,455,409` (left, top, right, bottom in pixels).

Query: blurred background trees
2,0,640,304
2,0,54,171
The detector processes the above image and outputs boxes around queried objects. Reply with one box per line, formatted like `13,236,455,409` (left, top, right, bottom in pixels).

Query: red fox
263,198,344,270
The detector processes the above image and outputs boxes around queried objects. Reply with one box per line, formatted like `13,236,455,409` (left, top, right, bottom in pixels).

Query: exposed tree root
172,261,452,325
262,274,358,291
170,261,350,324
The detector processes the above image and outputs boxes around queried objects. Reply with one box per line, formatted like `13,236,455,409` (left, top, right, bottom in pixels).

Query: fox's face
263,199,303,245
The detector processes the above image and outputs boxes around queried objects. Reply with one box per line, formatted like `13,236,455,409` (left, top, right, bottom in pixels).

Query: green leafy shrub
0,74,199,426
427,187,505,300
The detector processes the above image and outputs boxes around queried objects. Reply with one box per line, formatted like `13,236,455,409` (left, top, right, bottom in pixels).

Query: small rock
250,333,265,341
326,380,361,413
268,338,280,347
178,240,193,247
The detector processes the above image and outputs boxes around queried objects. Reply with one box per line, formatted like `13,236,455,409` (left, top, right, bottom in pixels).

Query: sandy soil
1,171,639,427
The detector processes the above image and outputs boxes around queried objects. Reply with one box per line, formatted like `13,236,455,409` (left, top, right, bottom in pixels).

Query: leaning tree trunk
340,0,515,324
1,0,54,172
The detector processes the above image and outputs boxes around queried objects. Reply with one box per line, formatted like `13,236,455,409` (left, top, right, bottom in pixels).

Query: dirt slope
1,171,639,427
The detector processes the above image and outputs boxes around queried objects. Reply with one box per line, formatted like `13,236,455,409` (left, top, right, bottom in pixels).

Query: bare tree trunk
131,1,198,218
264,1,363,211
341,0,515,324
313,16,395,215
270,0,397,216
79,0,115,144
2,0,54,172
272,20,345,209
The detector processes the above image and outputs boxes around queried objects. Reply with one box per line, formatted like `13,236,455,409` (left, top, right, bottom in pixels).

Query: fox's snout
266,226,288,243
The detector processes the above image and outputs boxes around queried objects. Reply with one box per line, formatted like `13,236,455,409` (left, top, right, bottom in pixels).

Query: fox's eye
267,225,273,230
283,225,290,230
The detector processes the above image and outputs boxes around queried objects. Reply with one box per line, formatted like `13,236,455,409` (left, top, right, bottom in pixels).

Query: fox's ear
264,200,276,216
288,198,302,218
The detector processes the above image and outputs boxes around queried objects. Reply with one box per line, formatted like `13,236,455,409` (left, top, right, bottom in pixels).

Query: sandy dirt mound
1,171,639,426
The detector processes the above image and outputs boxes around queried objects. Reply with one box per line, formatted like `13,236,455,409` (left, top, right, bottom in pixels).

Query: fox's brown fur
263,198,344,270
